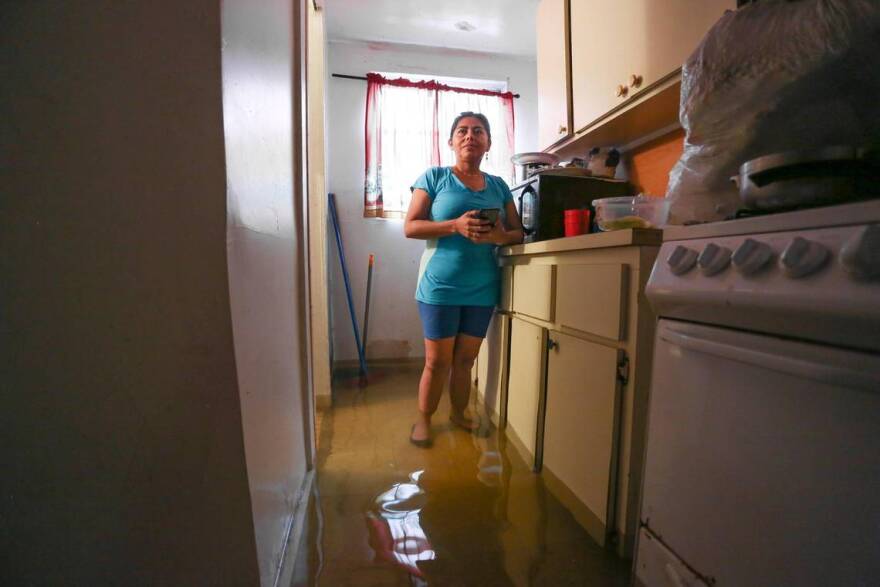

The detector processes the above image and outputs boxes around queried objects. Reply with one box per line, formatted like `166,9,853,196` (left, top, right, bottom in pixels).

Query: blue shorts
417,302,495,340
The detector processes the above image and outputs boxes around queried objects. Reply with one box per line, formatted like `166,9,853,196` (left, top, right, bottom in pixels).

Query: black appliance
512,172,632,243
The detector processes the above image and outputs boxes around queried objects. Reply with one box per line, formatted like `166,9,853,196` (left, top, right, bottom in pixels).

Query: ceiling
323,0,539,58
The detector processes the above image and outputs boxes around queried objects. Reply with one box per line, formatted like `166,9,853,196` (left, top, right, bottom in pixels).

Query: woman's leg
412,336,455,443
448,333,484,430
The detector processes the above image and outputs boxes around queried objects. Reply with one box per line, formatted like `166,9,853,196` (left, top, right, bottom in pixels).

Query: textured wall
325,40,538,362
222,0,312,585
0,2,260,584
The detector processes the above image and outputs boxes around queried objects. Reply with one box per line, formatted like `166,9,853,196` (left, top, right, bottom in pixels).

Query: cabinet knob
629,74,643,89
558,125,567,135
547,338,559,351
616,84,629,98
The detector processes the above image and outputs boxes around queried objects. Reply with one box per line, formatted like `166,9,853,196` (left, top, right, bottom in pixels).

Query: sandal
409,424,433,448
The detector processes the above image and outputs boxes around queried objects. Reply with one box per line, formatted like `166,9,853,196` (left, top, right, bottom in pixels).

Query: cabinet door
477,333,489,397
570,0,635,133
506,318,547,470
570,0,733,133
635,0,733,89
542,331,622,547
536,0,571,149
477,313,511,427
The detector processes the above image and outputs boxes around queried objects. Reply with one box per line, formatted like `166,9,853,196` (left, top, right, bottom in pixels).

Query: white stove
651,199,880,352
635,200,880,586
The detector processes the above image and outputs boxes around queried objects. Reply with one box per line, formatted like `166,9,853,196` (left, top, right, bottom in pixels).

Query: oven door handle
659,327,880,392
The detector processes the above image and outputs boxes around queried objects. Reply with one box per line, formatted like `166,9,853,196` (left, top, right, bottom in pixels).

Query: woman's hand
454,210,492,242
472,219,508,245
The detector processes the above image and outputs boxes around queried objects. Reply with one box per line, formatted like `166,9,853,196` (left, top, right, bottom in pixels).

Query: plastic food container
591,195,670,231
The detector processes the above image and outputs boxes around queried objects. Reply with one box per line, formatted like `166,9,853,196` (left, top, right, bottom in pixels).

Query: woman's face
449,117,491,162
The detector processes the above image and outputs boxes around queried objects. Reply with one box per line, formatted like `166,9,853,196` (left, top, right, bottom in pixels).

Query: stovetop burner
732,145,880,212
729,203,822,220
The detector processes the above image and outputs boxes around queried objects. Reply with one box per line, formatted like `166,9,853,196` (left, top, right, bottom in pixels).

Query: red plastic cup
564,209,584,237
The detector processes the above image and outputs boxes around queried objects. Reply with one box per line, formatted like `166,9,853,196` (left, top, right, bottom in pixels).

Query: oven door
638,319,880,587
516,184,539,242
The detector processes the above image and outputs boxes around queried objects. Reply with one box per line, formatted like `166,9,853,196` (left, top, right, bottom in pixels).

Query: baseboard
505,424,536,472
273,469,315,587
541,465,609,550
475,388,502,427
315,393,332,411
332,357,424,370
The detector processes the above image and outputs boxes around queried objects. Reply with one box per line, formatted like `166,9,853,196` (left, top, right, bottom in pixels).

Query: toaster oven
511,172,632,243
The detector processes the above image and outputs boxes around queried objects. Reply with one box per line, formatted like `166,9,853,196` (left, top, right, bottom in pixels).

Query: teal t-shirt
412,166,513,306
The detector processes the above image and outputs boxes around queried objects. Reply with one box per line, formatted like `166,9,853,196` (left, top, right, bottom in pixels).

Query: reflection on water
366,470,434,579
292,363,630,586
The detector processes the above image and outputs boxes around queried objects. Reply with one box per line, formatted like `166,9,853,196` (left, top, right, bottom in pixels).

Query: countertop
498,228,663,257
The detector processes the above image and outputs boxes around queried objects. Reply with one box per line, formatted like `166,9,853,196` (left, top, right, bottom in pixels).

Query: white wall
326,40,538,362
222,0,312,585
1,1,261,584
1,1,312,585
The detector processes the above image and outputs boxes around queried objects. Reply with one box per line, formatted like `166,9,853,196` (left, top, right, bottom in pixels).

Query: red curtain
364,75,384,217
364,73,516,218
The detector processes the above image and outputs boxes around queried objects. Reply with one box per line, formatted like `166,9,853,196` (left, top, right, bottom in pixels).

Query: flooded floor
291,363,631,586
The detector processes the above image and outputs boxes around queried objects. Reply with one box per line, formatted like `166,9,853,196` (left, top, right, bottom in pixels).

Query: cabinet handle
629,74,643,89
547,338,559,351
558,125,567,135
617,355,629,386
616,84,629,98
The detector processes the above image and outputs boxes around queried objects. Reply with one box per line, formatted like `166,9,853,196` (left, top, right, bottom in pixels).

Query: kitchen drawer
499,265,514,312
556,263,628,341
512,264,555,322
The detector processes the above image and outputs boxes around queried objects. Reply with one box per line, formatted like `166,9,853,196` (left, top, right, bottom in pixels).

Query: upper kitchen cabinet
569,0,734,135
536,0,571,150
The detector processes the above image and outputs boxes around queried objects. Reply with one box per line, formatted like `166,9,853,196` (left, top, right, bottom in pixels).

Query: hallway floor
292,363,631,586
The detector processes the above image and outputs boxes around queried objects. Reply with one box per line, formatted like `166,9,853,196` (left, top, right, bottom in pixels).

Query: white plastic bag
666,0,880,224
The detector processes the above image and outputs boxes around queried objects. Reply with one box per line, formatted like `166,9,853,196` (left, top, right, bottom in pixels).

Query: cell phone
478,208,500,225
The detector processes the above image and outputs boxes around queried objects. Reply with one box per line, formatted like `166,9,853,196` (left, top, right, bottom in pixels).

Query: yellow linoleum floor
292,363,631,586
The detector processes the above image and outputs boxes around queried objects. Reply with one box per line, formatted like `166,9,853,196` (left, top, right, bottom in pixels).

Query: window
364,73,515,218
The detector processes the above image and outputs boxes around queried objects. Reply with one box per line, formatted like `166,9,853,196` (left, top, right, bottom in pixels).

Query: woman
404,111,524,447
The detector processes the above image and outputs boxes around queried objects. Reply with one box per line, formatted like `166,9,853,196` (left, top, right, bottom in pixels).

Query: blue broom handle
328,193,368,376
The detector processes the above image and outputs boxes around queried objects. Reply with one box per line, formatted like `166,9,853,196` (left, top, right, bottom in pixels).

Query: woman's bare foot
410,414,432,448
449,411,480,432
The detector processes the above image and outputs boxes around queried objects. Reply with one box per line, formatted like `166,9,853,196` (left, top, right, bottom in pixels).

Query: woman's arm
404,188,490,241
474,199,524,246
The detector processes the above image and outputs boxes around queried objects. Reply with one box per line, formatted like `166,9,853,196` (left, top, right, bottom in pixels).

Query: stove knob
780,237,829,278
667,245,698,275
839,224,880,279
697,243,732,276
732,238,774,275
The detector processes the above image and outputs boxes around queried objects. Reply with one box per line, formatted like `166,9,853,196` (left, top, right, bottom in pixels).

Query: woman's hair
449,111,491,141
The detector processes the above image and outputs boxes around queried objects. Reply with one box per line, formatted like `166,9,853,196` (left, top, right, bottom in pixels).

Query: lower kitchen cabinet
505,317,547,470
542,331,623,548
496,228,662,558
476,312,510,427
